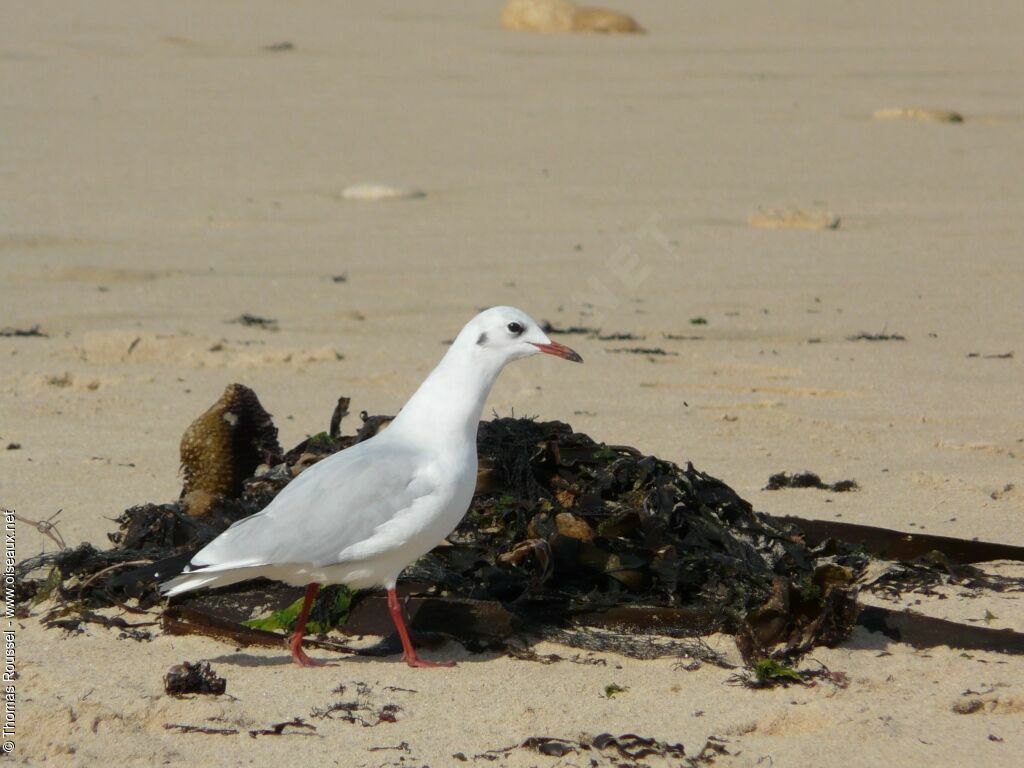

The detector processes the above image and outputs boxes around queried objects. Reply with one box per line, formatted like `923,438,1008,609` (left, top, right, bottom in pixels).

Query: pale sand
3,1,1023,765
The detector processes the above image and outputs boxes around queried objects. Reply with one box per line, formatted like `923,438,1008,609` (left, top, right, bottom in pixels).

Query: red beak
531,340,583,363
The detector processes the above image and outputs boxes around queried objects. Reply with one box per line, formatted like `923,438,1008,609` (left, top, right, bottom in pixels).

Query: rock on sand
500,0,645,34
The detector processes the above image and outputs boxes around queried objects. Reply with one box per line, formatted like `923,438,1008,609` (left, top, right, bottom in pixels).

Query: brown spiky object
179,383,282,514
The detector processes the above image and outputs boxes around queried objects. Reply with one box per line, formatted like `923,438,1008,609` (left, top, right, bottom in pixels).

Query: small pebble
872,107,964,123
341,184,425,201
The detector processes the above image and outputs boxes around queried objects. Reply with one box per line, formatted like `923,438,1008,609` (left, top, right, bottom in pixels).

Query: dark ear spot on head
476,332,488,346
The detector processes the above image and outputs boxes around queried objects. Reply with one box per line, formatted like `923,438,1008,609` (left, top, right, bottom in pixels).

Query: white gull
161,306,582,667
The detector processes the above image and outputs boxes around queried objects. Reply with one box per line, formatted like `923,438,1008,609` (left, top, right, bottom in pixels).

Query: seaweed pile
414,417,863,659
16,384,1024,663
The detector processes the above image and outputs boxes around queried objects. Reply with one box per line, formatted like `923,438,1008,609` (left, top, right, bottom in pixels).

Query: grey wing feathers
187,440,428,572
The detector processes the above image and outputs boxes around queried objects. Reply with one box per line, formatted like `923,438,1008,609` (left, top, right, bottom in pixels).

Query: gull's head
460,306,583,366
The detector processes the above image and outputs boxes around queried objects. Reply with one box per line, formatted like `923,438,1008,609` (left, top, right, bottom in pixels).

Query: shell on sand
340,183,426,201
500,0,644,34
501,0,575,32
572,7,645,33
748,209,841,231
872,107,964,123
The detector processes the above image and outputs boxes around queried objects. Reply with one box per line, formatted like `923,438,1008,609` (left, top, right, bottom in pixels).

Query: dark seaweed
765,472,858,493
606,347,678,356
227,314,279,331
476,733,686,761
967,351,1013,359
16,408,863,660
847,331,905,342
540,322,644,341
164,661,226,696
21,390,1024,664
248,718,317,738
0,325,47,338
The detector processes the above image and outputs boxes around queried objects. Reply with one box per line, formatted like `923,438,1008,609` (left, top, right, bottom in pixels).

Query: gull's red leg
288,583,331,667
386,587,455,668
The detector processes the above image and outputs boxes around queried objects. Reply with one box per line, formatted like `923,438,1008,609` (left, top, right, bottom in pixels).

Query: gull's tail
160,564,261,597
159,505,277,597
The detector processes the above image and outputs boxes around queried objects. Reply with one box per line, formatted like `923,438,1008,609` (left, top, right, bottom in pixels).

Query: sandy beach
4,1,1023,765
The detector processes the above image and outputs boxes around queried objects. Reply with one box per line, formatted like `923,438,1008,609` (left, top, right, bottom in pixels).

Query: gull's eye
507,321,525,336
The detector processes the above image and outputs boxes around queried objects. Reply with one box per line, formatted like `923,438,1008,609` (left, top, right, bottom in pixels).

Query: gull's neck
387,337,503,451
